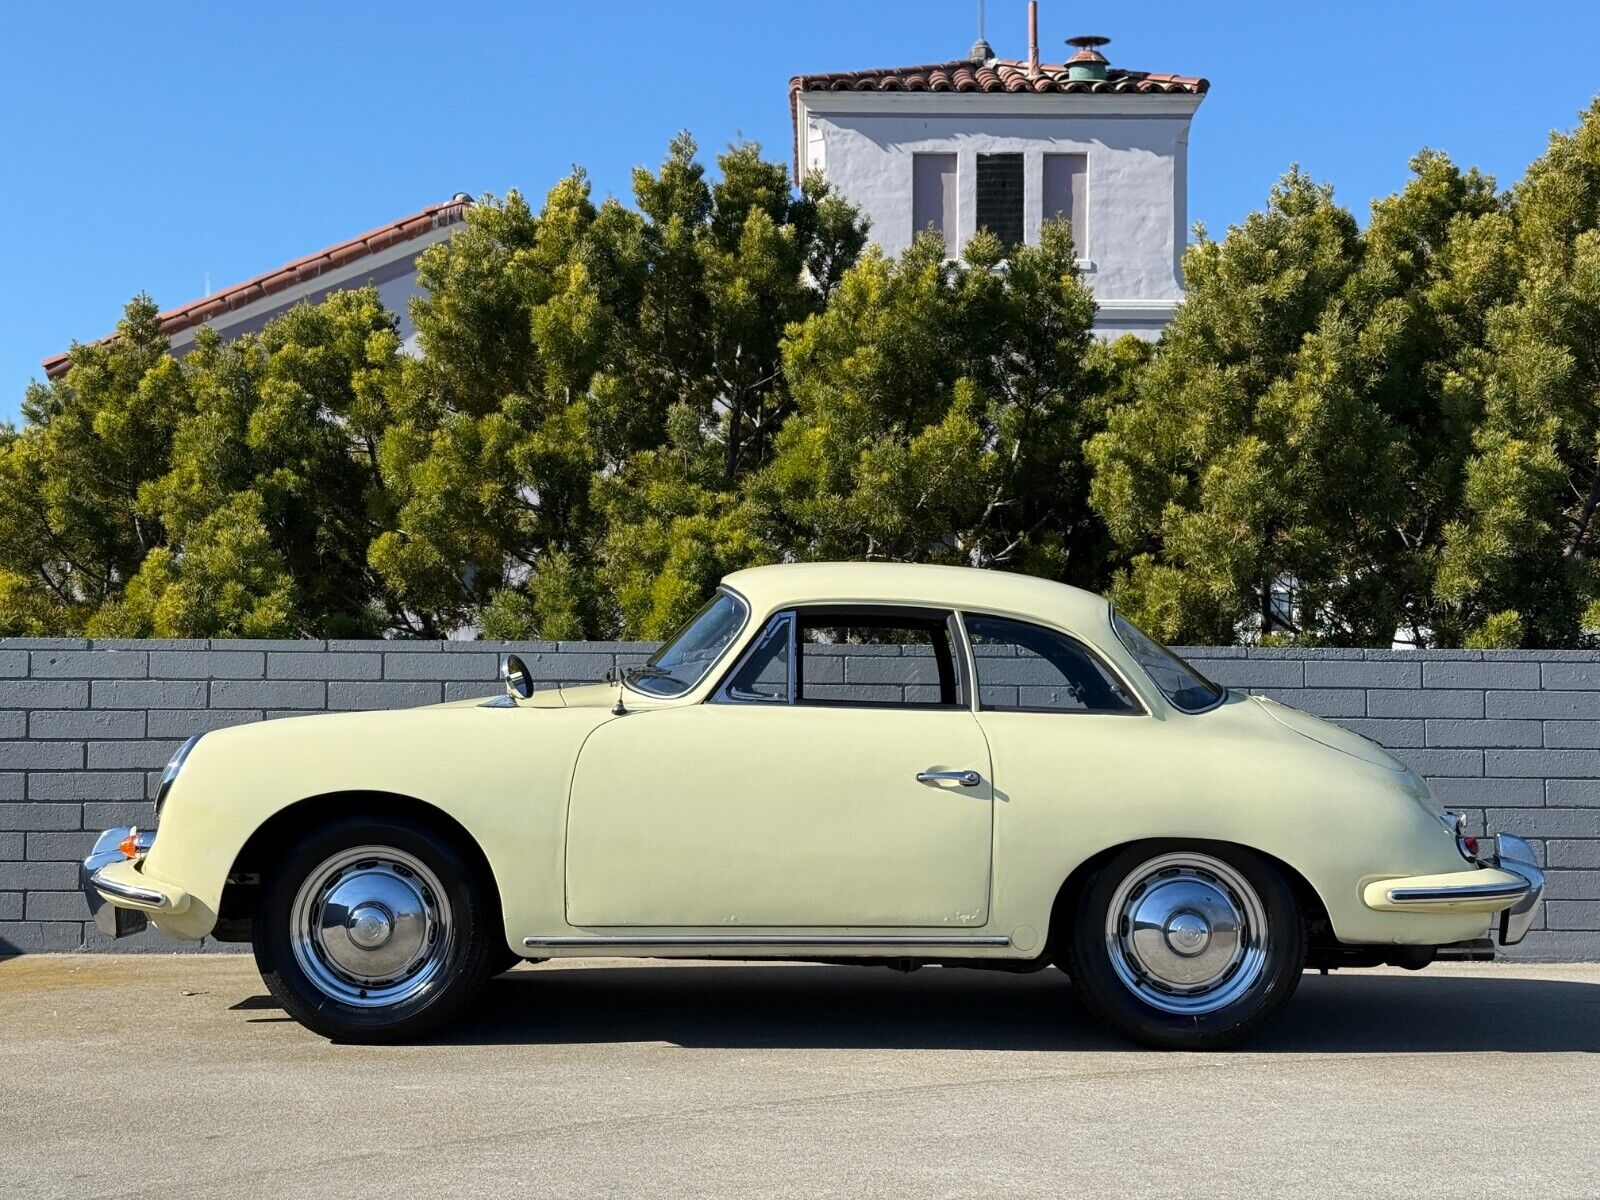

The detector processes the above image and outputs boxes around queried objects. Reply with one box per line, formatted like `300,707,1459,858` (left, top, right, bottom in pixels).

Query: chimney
1065,35,1111,82
1028,2,1040,77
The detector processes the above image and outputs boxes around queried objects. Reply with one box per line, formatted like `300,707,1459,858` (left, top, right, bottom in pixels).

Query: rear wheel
1064,842,1304,1049
253,816,497,1042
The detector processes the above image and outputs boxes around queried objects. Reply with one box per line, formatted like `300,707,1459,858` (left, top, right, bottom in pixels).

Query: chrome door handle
916,769,982,788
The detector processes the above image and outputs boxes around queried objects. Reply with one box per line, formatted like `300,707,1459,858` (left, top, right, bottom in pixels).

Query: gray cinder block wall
0,639,1596,959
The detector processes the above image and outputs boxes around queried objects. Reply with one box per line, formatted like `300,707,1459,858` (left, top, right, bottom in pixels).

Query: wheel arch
214,790,505,943
1044,837,1334,962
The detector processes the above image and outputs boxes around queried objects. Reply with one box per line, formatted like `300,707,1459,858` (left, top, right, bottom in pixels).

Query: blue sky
5,1,1598,422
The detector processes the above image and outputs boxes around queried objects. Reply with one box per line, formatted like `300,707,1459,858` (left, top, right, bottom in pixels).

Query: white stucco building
47,25,1205,374
790,33,1207,338
44,197,469,379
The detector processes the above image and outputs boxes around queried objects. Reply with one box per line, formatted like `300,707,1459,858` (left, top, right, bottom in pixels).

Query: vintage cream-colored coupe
83,563,1543,1048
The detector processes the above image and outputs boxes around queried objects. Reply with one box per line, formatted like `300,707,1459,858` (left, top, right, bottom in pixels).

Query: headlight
154,734,201,818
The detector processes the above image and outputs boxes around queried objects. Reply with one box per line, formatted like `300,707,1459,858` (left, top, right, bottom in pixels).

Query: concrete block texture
0,642,1596,959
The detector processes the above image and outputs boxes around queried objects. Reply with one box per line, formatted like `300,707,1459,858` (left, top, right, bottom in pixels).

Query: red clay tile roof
789,58,1206,180
791,58,1208,98
43,196,472,379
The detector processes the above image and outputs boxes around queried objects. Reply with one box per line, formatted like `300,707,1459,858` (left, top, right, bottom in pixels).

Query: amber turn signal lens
118,832,140,859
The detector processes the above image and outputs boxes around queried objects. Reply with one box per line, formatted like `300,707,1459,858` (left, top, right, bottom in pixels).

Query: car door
564,607,995,929
961,612,1165,915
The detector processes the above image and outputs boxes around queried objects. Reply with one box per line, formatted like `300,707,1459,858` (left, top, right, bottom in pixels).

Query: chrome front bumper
81,826,157,938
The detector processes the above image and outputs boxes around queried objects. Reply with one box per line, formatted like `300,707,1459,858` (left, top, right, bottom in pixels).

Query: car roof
719,562,1112,631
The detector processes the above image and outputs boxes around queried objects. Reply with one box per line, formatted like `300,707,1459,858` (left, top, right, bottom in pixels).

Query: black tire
252,814,498,1042
1063,841,1305,1050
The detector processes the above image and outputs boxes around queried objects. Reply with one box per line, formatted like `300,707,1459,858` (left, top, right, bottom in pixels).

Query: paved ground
0,956,1597,1199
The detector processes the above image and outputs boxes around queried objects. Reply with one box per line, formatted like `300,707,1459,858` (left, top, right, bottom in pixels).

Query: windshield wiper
605,663,679,686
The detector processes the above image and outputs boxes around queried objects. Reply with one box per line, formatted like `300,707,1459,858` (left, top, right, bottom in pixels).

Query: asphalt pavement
1,955,1597,1198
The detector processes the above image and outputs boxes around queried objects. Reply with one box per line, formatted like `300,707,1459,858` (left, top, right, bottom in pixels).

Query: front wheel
1064,842,1305,1050
253,816,497,1042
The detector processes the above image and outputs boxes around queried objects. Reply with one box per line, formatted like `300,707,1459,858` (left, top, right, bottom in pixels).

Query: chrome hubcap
1105,852,1268,1015
289,846,452,1008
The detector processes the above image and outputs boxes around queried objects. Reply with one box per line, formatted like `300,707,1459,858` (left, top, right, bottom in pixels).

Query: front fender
142,703,612,941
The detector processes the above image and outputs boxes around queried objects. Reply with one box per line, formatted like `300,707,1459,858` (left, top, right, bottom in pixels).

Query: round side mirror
502,654,534,699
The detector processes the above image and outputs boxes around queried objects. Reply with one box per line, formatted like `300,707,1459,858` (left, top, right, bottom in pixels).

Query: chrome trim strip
523,934,1013,948
1385,879,1531,905
89,868,168,909
950,610,980,713
710,610,794,706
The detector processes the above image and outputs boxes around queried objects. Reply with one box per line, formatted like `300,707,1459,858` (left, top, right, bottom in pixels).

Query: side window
965,614,1140,714
796,610,964,708
715,613,792,704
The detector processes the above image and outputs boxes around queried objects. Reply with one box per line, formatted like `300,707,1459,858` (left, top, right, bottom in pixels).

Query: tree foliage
7,110,1600,646
760,223,1123,588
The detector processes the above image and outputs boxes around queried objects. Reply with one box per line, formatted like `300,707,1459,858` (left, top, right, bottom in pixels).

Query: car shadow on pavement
351,964,1600,1053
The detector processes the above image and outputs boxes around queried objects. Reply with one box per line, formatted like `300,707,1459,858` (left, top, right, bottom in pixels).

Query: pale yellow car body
102,562,1522,959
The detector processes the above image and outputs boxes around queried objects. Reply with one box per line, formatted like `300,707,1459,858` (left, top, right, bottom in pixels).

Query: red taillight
1461,835,1479,858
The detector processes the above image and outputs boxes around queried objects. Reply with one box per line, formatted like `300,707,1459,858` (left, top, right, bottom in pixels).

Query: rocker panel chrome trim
523,934,1013,948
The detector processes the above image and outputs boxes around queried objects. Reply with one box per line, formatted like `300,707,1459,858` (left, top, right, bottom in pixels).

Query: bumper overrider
81,826,191,938
83,734,199,938
1363,829,1546,946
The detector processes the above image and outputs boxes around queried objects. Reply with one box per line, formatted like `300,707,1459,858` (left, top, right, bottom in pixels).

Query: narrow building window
1042,153,1088,257
912,153,958,256
975,153,1025,250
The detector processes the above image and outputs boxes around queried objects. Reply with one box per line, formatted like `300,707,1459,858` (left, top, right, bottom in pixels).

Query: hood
1251,694,1407,774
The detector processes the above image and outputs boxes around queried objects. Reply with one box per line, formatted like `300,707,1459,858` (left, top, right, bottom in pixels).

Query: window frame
624,585,751,700
1041,151,1089,261
709,610,796,705
957,610,1148,717
707,603,973,711
1110,608,1226,715
975,152,1026,251
911,151,959,258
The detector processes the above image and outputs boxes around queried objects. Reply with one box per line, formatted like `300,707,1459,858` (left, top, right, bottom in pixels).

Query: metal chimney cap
1065,35,1111,81
969,36,995,63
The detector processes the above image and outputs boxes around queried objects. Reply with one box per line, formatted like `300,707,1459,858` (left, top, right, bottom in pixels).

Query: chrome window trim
625,586,752,701
710,610,796,705
1110,605,1225,714
757,602,968,712
950,610,979,713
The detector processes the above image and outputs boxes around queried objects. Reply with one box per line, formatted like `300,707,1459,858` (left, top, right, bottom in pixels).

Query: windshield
1111,610,1225,713
627,588,750,697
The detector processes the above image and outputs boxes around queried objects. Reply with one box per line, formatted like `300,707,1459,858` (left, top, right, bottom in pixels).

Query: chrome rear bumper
1368,832,1545,947
1488,833,1544,947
